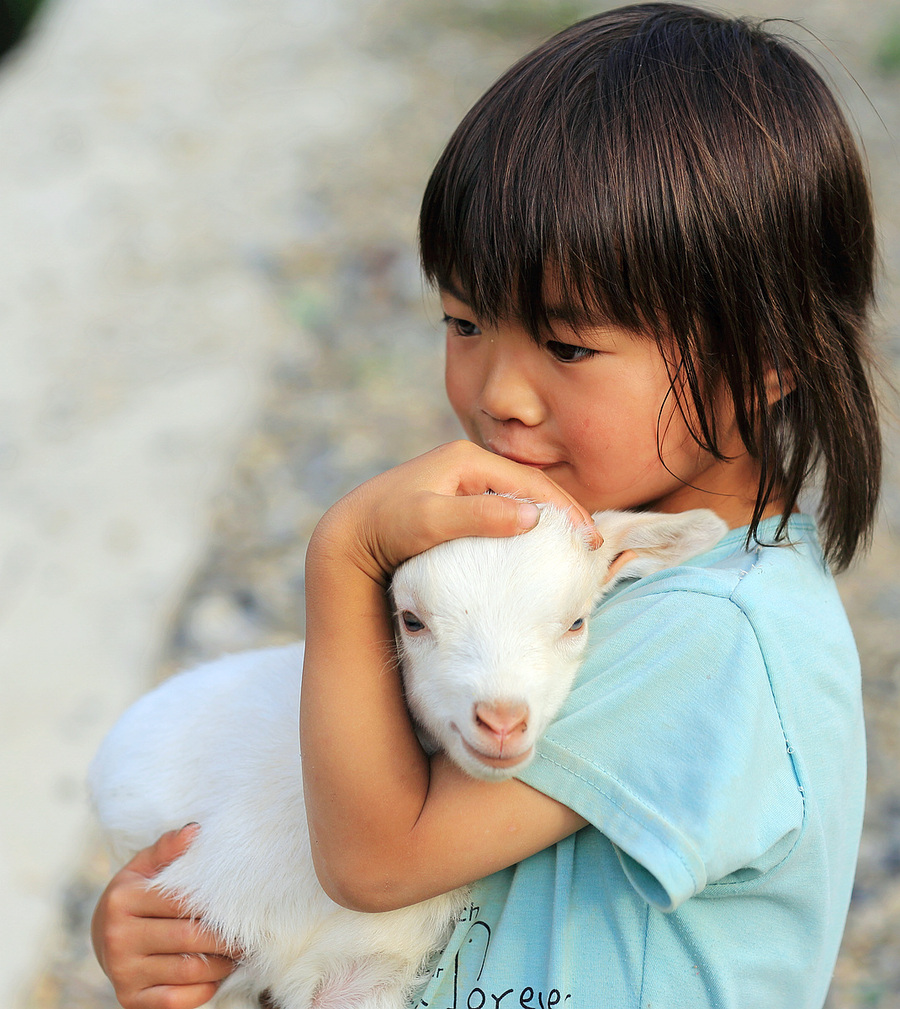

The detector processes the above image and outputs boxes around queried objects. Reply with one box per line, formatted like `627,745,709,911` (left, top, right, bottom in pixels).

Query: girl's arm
91,825,238,1009
301,441,591,913
91,440,593,1004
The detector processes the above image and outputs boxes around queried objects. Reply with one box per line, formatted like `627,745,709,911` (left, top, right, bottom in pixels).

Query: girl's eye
546,340,597,363
442,313,482,338
401,611,427,633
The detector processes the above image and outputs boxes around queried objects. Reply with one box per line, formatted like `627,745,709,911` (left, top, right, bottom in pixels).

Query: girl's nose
478,348,545,427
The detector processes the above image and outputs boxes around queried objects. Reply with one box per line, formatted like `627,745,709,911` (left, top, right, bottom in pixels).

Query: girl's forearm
299,520,431,909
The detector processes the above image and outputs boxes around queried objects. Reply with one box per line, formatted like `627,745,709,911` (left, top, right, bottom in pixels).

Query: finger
428,491,543,540
456,460,582,513
143,952,237,986
128,914,238,959
117,952,235,996
97,871,192,926
414,490,599,552
126,824,201,881
135,982,223,1009
474,465,602,548
431,442,598,534
115,882,191,920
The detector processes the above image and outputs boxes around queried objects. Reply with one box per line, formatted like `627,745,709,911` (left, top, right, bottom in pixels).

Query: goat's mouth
456,730,533,770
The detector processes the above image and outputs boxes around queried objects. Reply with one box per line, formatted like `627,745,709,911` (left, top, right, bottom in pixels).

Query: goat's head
390,505,727,780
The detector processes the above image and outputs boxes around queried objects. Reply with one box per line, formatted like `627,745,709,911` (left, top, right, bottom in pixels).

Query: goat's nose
474,701,529,743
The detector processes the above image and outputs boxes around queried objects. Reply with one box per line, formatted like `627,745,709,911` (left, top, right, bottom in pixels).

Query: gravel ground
12,0,900,1006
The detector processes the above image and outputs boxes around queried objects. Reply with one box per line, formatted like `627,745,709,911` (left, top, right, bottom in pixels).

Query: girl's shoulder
588,512,856,686
599,513,834,614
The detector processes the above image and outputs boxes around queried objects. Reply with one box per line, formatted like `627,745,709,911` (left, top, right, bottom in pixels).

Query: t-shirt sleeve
516,584,805,913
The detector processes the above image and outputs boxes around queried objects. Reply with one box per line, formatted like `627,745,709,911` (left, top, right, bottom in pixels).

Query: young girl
92,4,882,1007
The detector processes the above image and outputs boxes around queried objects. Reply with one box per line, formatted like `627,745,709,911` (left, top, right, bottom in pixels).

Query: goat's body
90,506,727,1009
90,644,467,1009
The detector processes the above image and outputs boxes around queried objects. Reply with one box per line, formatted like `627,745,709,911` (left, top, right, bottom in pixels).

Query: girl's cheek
444,361,464,412
445,358,477,433
444,343,463,404
564,399,613,458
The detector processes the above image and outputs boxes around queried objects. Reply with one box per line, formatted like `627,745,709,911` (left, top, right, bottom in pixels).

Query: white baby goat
89,505,726,1009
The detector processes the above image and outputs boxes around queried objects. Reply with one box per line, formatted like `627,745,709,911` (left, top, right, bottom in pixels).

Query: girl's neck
649,443,786,531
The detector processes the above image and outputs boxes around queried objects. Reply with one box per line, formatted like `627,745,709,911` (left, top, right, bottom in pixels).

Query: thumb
437,493,541,541
433,494,601,550
126,823,200,880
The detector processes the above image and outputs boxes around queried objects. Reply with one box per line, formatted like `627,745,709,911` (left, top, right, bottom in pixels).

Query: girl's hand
91,824,237,1009
312,440,599,583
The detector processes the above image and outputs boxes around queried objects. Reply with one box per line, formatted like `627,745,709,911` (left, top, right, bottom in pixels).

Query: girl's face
441,289,763,525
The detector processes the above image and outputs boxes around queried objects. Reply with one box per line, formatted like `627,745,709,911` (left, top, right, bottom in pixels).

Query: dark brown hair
419,2,881,571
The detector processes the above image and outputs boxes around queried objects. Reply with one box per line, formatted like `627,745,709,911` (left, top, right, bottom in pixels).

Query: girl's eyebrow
439,282,601,332
438,281,472,306
544,304,596,327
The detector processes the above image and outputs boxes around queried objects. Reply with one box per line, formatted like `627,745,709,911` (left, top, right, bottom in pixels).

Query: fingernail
517,502,541,530
576,518,602,550
587,523,603,550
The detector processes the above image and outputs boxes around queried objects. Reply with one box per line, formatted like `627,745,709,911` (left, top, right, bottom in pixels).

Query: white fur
88,505,726,1009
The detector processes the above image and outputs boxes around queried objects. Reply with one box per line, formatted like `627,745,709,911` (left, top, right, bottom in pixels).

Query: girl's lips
508,458,555,470
486,444,559,469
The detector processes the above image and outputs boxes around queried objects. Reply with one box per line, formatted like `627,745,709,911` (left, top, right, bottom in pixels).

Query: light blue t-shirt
414,516,865,1009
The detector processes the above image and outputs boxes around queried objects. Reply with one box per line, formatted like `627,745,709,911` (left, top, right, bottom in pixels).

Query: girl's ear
764,365,795,405
593,509,729,592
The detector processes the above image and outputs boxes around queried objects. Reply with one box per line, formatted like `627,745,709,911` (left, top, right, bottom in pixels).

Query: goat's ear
593,509,729,590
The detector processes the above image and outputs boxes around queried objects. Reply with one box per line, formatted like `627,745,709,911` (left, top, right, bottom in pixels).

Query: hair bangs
418,25,674,343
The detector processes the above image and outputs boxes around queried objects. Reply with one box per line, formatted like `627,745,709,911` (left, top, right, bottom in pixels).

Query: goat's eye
568,617,586,633
401,611,426,634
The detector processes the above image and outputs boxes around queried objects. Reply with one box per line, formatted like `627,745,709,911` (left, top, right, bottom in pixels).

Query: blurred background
0,1,896,1006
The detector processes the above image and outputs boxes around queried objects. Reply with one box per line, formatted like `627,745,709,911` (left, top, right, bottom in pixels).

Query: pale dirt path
0,0,415,1003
